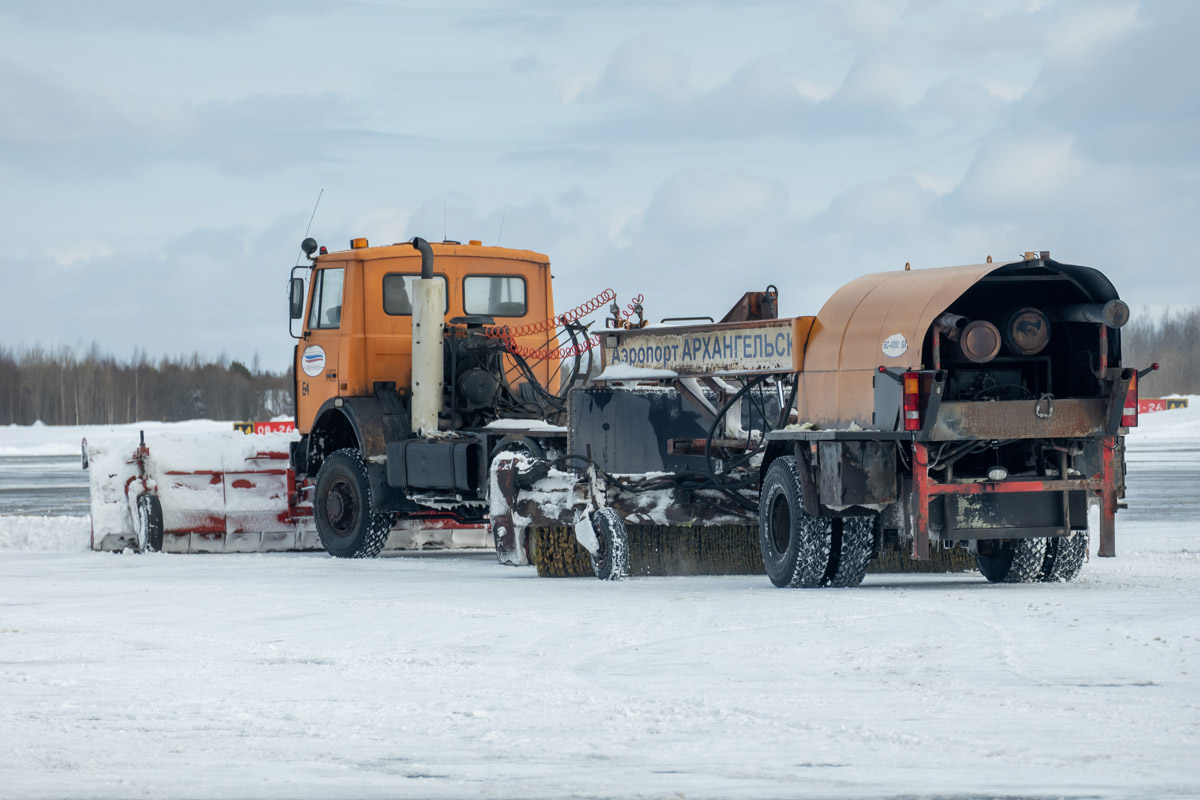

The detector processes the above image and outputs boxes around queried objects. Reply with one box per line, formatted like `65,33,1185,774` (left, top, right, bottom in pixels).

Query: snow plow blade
84,432,491,554
84,431,317,553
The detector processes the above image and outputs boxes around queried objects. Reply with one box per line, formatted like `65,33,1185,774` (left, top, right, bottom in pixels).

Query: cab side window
308,268,345,330
383,274,448,315
463,275,526,317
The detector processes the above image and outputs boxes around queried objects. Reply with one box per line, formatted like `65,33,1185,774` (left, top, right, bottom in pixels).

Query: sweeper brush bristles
534,524,762,578
532,524,977,578
532,527,595,578
867,545,977,573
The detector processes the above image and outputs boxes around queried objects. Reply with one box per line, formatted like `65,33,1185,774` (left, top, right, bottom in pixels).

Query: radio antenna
295,189,324,265
497,214,506,247
443,199,447,242
304,188,323,238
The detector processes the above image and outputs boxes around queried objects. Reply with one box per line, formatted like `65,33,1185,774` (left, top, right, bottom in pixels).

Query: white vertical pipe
411,278,445,436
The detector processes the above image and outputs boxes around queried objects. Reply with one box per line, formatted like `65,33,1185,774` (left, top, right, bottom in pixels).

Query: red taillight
1122,372,1138,428
903,371,921,431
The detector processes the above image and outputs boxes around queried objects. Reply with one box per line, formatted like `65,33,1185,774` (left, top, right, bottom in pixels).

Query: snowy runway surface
1,412,1199,799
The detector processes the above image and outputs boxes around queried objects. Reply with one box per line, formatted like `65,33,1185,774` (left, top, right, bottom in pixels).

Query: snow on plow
83,431,489,553
84,430,317,553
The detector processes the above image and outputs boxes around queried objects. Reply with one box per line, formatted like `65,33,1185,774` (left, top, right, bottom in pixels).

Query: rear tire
758,457,831,588
314,449,393,559
1040,531,1088,582
136,493,163,553
590,507,629,581
826,516,874,587
976,537,1047,583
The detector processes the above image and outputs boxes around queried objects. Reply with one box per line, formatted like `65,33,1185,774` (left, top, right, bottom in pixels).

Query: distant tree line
1122,307,1200,396
0,345,292,426
0,308,1194,426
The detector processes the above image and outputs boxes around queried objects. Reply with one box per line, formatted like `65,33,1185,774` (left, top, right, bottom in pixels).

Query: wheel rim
769,491,791,555
593,520,610,567
325,477,360,538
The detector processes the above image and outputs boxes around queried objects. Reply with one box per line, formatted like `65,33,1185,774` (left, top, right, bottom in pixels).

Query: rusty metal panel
817,440,898,507
798,261,1011,426
928,398,1107,440
930,490,1088,539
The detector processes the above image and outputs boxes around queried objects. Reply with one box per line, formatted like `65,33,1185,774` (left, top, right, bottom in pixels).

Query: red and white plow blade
84,432,489,553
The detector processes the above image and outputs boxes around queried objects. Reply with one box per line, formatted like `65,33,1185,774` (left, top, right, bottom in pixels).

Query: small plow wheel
136,493,163,553
590,507,629,581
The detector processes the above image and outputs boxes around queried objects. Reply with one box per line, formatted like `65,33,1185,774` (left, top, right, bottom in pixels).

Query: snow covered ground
1,408,1198,798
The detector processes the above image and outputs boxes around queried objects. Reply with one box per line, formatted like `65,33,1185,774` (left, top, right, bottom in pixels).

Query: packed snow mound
0,419,235,457
1127,394,1200,441
0,515,90,552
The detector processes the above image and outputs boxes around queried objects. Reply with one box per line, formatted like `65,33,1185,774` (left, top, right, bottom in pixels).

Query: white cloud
46,241,115,267
640,168,788,236
790,78,837,103
594,38,690,102
835,56,910,108
0,0,1195,367
953,132,1149,215
1047,2,1141,63
907,171,958,195
830,0,906,42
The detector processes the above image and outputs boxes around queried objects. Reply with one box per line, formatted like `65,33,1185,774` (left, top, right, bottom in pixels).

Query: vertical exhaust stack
410,237,445,436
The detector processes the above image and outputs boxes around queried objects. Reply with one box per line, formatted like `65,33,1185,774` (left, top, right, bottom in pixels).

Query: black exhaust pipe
411,236,434,279
1055,300,1130,328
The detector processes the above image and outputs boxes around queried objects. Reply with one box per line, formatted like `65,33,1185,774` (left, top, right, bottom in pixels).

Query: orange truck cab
287,236,570,557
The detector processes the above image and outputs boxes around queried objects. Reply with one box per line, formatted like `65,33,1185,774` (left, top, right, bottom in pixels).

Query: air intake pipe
410,237,445,436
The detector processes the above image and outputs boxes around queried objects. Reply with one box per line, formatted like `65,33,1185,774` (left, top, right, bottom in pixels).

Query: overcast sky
1,0,1196,370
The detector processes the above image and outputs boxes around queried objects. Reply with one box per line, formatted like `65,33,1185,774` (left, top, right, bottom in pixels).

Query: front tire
759,457,831,588
314,449,393,558
976,537,1047,583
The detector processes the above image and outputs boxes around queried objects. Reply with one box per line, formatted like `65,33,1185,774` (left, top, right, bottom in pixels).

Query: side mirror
289,277,306,320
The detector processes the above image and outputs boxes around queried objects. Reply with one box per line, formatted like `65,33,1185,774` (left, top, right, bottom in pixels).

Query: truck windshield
309,268,345,329
464,275,526,317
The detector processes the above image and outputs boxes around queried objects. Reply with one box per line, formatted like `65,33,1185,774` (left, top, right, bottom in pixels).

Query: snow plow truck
490,252,1156,586
87,241,1151,589
86,235,584,553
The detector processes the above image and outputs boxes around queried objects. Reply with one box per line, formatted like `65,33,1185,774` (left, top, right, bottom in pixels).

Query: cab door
296,266,345,434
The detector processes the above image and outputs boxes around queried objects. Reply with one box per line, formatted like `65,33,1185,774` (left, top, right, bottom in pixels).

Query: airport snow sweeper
85,241,1154,586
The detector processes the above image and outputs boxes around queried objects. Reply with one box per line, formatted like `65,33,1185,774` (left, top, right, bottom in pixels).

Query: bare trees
1,308,1194,426
1122,307,1200,396
0,345,292,425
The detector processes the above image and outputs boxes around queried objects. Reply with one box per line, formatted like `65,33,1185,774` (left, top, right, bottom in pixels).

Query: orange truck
286,236,581,557
84,234,601,555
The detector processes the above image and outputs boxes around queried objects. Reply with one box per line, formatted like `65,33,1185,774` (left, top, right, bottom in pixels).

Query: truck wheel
1040,531,1088,582
314,448,393,559
136,493,164,553
975,537,1047,583
590,507,629,581
759,456,831,588
826,516,873,587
